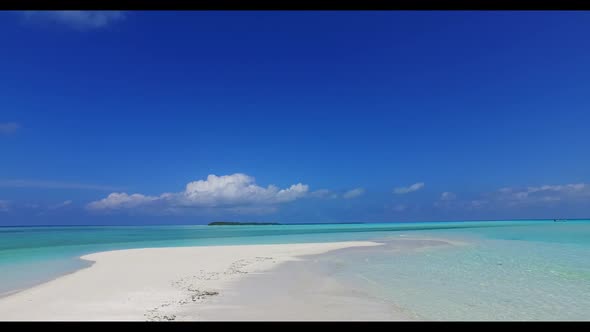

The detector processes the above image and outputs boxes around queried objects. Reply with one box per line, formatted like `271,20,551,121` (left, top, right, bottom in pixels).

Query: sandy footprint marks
225,256,275,275
144,256,275,321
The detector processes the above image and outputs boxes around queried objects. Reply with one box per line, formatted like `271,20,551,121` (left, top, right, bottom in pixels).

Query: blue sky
1,11,589,225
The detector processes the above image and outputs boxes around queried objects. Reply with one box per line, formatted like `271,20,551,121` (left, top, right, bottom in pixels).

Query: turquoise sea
1,220,589,320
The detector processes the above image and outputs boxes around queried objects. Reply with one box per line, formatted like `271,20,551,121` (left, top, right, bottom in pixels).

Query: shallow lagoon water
311,222,590,320
1,220,589,320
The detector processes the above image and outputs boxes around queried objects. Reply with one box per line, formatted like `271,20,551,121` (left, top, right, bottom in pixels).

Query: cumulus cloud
342,188,365,199
22,11,125,29
393,182,424,194
182,174,308,206
87,173,309,214
87,193,163,211
0,122,20,135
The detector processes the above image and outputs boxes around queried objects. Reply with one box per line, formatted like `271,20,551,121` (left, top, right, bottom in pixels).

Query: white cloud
342,188,365,199
435,182,588,210
87,193,159,211
492,183,588,206
87,173,309,214
1,200,76,215
0,179,122,191
440,192,456,201
310,188,364,199
393,182,424,194
434,191,457,208
0,122,20,135
181,174,308,206
528,183,585,194
34,200,74,216
22,11,125,29
309,189,339,199
48,200,73,210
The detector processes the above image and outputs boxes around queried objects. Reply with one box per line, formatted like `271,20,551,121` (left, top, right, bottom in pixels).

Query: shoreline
0,241,384,321
0,259,95,300
188,236,462,321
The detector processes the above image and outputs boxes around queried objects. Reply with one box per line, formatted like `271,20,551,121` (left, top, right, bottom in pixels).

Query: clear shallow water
0,220,521,294
311,221,590,320
0,219,589,320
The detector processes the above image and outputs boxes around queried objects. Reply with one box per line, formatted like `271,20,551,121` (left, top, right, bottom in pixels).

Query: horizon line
2,218,589,228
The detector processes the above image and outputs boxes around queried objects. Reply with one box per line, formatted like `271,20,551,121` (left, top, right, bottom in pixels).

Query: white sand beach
0,241,396,321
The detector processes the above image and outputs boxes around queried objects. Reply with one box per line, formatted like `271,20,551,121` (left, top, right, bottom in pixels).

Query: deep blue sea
1,220,589,319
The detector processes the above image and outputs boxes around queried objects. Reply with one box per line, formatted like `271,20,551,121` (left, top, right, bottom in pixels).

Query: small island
208,222,282,226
